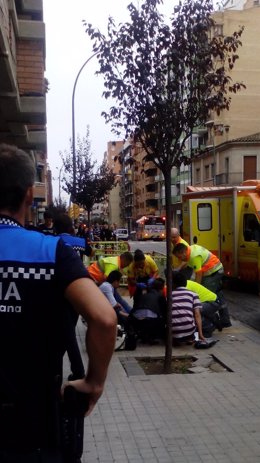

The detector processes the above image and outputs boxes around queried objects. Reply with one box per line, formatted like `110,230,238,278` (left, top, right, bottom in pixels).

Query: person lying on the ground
172,271,205,346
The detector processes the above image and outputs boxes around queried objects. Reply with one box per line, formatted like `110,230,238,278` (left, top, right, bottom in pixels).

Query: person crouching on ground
130,278,167,344
172,271,205,346
181,275,223,337
99,270,131,328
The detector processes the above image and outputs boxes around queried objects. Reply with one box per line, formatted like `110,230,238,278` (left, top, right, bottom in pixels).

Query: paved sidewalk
66,299,260,463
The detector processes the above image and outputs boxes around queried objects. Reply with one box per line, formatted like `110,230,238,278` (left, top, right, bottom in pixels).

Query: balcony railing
215,172,260,186
145,192,157,200
162,195,181,206
145,175,155,185
34,182,46,201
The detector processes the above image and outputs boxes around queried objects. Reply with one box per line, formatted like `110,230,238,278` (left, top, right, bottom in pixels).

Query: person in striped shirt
171,271,205,345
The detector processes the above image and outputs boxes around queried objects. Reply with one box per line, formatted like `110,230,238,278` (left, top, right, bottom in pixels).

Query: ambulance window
197,203,212,231
243,214,260,242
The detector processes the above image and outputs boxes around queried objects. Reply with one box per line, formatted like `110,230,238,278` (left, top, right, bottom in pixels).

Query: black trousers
62,308,85,380
0,448,63,462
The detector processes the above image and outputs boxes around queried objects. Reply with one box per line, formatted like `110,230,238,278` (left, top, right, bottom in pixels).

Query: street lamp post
71,51,99,198
58,165,63,203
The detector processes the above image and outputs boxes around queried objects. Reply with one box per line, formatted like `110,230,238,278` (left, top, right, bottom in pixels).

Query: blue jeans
114,289,132,314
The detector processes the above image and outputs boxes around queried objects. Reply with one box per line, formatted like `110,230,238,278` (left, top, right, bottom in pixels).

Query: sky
43,0,182,200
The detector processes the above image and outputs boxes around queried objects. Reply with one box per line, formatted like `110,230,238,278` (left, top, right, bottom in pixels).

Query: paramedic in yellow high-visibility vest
87,252,133,285
185,279,231,329
170,227,189,270
127,249,159,307
172,243,224,294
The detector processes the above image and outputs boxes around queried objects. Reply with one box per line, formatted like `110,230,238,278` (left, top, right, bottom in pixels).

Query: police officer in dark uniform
54,213,93,262
0,144,117,463
54,213,93,380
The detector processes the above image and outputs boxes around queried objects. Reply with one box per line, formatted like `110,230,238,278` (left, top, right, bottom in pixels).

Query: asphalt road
128,240,260,331
129,240,166,254
224,288,260,331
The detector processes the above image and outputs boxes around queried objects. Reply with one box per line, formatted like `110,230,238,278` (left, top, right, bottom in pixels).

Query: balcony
34,182,46,201
125,201,133,208
0,1,46,151
215,172,260,186
18,1,44,19
162,196,181,206
18,19,45,40
215,173,229,185
145,192,157,200
143,160,156,171
145,175,155,185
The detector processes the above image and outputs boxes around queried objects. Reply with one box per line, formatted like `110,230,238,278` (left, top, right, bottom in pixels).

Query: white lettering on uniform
0,305,21,313
0,282,21,301
4,282,21,300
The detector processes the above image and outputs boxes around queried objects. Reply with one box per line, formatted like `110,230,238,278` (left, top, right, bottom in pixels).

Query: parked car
114,228,129,241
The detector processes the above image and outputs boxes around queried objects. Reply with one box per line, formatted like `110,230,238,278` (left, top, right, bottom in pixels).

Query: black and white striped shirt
172,287,202,339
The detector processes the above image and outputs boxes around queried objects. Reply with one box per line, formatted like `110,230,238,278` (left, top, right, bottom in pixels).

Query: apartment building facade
191,1,260,188
116,140,169,231
104,140,123,226
109,1,260,231
0,0,48,223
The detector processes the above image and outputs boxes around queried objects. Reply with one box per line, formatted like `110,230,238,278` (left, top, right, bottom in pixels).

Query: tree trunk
163,168,173,373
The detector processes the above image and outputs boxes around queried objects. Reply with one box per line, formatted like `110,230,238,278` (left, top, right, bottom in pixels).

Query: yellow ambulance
182,180,260,286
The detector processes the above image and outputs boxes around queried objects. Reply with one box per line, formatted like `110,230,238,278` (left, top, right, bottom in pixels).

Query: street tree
84,0,245,371
48,200,67,221
61,128,115,226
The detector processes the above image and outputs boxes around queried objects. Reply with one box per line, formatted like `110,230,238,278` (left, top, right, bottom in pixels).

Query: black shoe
221,321,232,328
213,314,223,332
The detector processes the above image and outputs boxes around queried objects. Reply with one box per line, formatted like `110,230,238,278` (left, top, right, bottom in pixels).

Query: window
197,203,212,231
36,164,44,183
244,156,257,181
213,25,223,37
195,168,201,184
204,165,210,180
243,214,260,242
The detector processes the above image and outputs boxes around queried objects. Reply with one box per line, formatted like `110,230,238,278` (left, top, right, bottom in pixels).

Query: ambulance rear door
188,198,220,257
